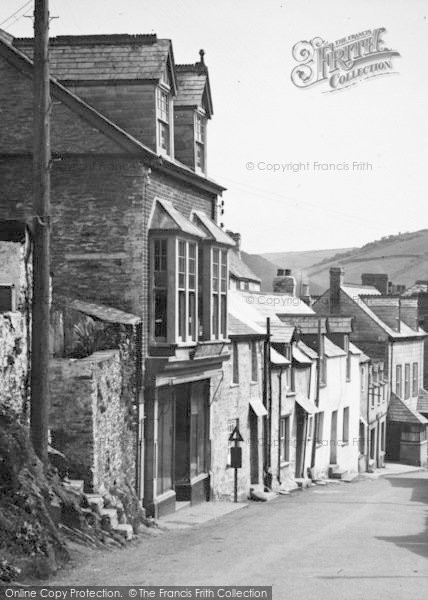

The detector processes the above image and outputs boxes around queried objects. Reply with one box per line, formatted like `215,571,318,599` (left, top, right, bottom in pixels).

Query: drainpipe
267,317,272,470
277,368,283,484
135,322,143,498
310,319,322,476
366,363,370,473
262,320,269,471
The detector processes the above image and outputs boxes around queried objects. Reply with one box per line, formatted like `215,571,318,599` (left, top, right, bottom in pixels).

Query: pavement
42,466,428,600
158,500,248,530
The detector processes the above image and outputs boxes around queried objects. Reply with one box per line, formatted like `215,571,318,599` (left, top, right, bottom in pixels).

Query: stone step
64,479,85,493
175,501,191,512
295,477,312,489
85,494,104,512
328,465,347,479
113,524,133,541
100,508,119,529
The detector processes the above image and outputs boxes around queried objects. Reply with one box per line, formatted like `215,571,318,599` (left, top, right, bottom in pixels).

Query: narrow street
47,470,428,600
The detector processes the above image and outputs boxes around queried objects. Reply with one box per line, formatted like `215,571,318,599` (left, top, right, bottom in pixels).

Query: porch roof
388,392,428,425
417,389,428,414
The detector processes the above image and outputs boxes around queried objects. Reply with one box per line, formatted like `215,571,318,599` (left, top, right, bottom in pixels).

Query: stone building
314,268,427,467
0,220,31,416
0,31,236,516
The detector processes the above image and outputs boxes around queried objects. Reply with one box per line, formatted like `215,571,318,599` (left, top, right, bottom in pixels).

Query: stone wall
49,348,137,492
0,311,28,415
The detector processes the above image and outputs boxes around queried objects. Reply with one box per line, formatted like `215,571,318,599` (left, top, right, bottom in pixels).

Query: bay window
150,234,198,345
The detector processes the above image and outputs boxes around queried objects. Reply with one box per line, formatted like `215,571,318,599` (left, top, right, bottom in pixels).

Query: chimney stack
226,231,241,256
330,267,344,314
301,282,311,305
361,273,389,295
273,268,296,296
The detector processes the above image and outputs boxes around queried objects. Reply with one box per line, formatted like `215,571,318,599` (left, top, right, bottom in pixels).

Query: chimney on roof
400,297,420,331
273,269,296,296
361,273,389,295
330,267,344,314
301,282,311,306
226,230,241,255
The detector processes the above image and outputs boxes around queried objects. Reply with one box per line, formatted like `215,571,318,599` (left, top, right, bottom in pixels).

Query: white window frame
156,86,173,157
176,238,198,344
211,247,228,340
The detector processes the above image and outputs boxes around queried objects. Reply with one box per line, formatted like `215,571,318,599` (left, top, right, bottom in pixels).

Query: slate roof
176,65,213,116
249,293,314,318
327,316,353,334
293,344,313,365
297,340,318,360
417,389,428,414
149,199,206,238
0,33,226,195
341,284,426,340
388,392,428,424
67,299,141,325
270,323,294,344
228,314,263,338
229,250,261,283
191,210,235,246
270,347,291,366
324,337,347,358
228,290,293,339
14,35,177,90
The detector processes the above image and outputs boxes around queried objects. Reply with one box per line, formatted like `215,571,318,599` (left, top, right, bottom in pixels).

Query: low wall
0,311,28,415
49,349,136,491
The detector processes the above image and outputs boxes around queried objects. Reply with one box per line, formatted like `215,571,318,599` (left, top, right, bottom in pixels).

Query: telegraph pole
31,0,51,464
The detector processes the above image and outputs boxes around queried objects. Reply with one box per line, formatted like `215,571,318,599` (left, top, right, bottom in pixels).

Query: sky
1,0,427,254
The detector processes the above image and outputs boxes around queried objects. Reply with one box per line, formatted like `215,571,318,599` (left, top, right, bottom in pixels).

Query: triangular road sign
229,425,243,442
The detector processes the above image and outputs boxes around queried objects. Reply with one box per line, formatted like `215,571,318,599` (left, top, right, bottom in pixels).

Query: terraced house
0,29,238,516
314,268,428,467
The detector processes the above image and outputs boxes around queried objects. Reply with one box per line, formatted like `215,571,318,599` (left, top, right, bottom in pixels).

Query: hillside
242,230,428,295
262,248,353,272
242,247,351,293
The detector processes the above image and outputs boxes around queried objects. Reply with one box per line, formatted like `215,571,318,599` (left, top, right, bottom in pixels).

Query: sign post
229,425,243,503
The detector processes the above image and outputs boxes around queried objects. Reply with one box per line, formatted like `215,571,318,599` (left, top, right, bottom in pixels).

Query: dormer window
157,88,172,157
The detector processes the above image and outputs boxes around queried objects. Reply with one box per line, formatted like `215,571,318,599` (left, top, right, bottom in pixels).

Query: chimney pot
273,268,296,296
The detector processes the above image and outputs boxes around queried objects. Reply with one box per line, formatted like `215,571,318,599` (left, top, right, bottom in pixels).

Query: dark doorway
295,405,307,478
386,421,401,461
174,380,210,503
249,408,259,484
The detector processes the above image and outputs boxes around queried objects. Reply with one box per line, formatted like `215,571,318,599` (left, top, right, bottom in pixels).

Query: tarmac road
47,470,428,600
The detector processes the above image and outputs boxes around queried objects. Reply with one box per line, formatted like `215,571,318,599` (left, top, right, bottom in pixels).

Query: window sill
319,383,327,389
280,461,290,468
250,381,259,386
286,391,296,397
230,383,239,388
